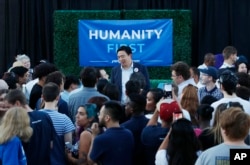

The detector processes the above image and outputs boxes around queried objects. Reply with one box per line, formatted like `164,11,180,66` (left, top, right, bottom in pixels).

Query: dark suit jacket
110,62,150,101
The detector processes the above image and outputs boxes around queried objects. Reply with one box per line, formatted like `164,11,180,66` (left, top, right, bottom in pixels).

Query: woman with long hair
180,84,199,127
0,107,33,165
155,118,200,165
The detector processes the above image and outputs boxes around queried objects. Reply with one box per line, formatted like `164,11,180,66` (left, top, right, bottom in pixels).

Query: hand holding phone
65,142,73,151
163,84,172,98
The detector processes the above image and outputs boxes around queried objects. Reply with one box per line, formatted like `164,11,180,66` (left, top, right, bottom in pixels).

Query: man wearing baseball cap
198,66,223,102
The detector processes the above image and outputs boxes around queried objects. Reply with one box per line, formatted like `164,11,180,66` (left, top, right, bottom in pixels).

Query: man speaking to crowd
110,46,150,104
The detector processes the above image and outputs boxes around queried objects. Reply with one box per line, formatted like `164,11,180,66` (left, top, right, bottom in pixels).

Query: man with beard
88,101,134,165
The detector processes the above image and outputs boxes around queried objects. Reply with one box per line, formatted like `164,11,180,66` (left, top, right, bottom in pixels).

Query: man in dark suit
110,46,150,104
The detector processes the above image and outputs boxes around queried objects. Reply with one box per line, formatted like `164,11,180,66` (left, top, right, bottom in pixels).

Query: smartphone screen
164,84,172,91
163,84,172,98
173,112,183,121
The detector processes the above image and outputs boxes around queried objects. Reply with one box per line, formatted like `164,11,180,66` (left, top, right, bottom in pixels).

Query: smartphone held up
163,83,172,98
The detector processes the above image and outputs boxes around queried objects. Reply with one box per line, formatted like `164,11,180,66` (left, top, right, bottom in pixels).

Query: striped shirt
40,109,75,136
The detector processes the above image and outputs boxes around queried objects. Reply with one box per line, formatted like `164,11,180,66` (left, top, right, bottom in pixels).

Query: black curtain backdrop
1,0,250,75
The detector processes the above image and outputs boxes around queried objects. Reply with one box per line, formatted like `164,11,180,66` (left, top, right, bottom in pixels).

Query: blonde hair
210,103,226,144
210,102,244,144
0,107,33,144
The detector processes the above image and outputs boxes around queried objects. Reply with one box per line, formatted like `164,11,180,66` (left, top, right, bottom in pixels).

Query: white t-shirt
155,149,168,165
156,149,202,165
198,63,208,69
210,96,250,126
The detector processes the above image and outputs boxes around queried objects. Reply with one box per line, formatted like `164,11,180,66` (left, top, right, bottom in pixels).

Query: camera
163,84,172,98
65,142,79,158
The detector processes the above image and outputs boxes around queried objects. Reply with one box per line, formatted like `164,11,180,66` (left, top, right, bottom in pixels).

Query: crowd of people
0,45,250,165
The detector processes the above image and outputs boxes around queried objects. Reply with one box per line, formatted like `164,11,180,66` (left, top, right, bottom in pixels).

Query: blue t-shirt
0,136,27,165
141,125,169,165
90,127,134,165
22,111,55,165
121,115,149,165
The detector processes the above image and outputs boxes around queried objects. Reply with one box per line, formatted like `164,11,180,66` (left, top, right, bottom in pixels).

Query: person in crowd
0,107,33,165
200,95,218,105
40,82,75,165
195,107,250,165
36,71,69,117
180,84,199,127
16,54,33,82
129,72,148,97
197,104,214,130
218,46,237,75
198,66,223,102
9,66,29,88
141,99,181,165
2,71,18,89
121,93,149,165
29,62,57,109
190,67,200,85
2,66,28,89
102,82,120,101
125,79,141,97
66,104,97,165
145,88,164,114
60,75,80,103
155,118,201,165
198,102,248,151
110,46,150,104
236,86,250,101
235,72,250,100
24,60,50,103
97,68,109,80
170,61,196,98
170,83,192,121
88,101,134,165
120,80,142,122
194,104,214,137
96,78,109,94
87,96,109,114
0,89,8,121
235,55,249,74
198,53,215,69
88,96,109,123
68,67,109,123
235,72,250,88
235,58,249,74
210,70,250,125
4,89,56,165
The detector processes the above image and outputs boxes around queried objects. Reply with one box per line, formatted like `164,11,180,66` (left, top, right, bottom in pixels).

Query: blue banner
78,19,173,66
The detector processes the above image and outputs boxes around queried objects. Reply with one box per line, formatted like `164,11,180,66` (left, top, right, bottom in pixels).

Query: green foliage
54,10,120,76
54,10,191,79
